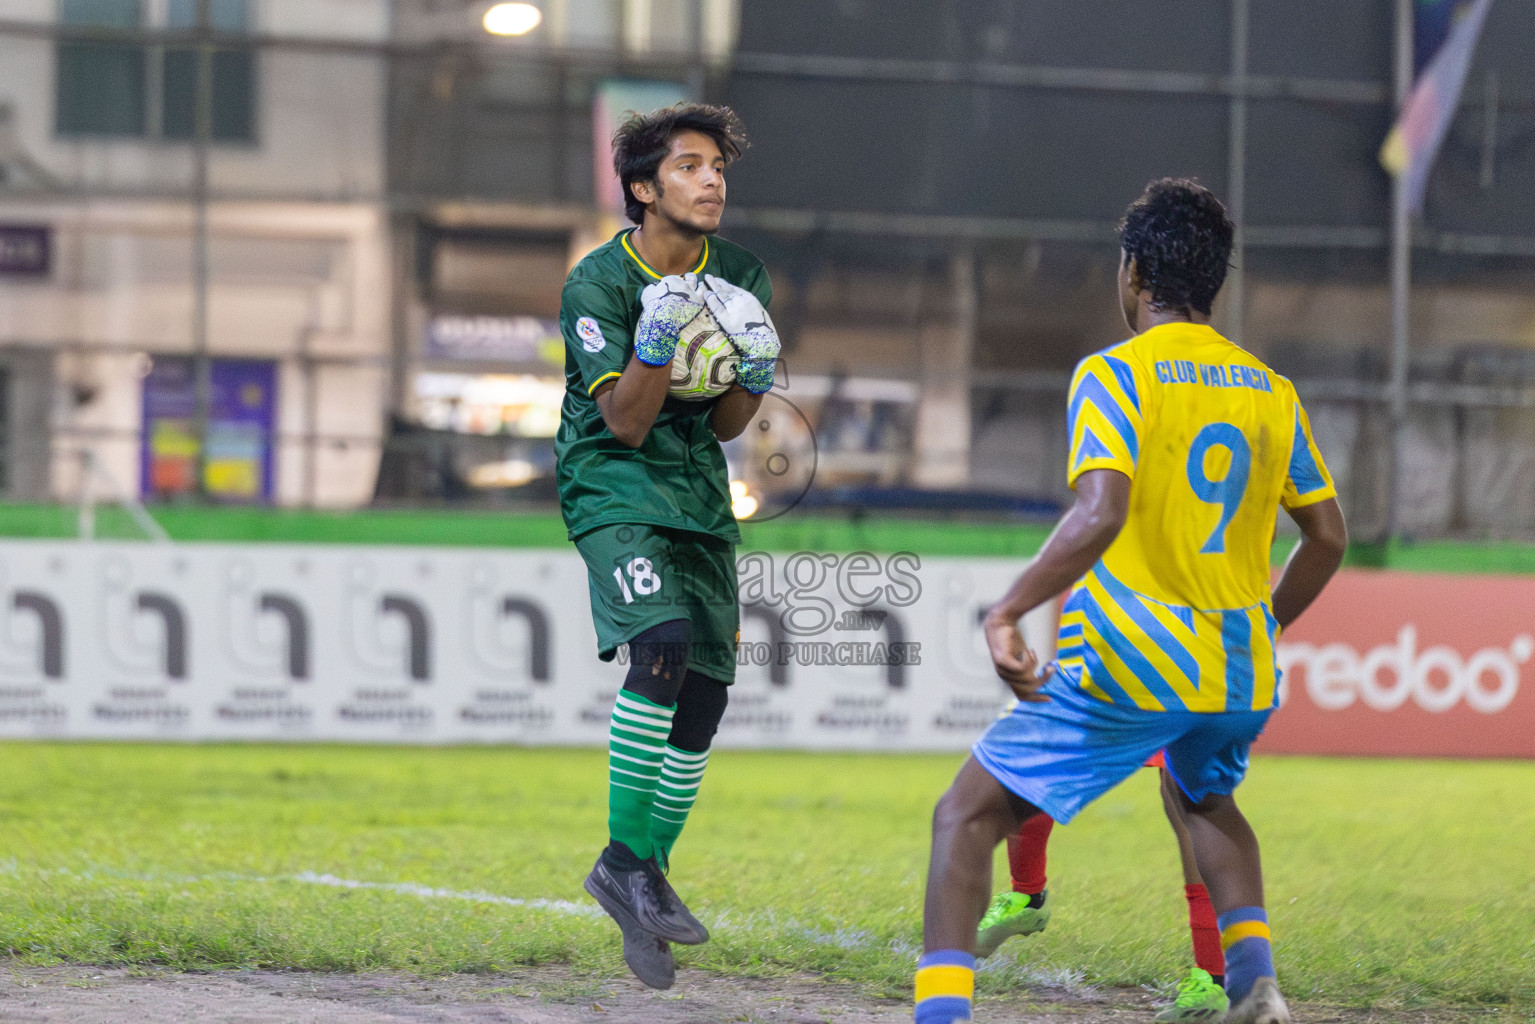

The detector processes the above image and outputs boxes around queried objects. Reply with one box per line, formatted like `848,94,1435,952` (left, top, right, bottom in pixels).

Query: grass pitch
0,743,1528,1012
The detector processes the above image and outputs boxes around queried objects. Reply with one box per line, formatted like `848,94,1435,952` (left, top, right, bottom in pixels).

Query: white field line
0,862,1107,993
286,871,601,917
5,864,1091,981
0,862,600,919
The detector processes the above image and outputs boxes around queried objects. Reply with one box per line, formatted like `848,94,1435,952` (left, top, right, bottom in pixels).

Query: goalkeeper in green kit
555,104,776,989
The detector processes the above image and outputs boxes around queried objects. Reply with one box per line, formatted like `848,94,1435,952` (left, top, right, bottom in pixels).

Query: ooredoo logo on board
1279,627,1533,715
1258,569,1535,758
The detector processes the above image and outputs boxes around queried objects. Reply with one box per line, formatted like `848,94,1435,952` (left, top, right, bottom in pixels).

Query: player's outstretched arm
593,356,673,448
708,385,763,441
983,469,1131,700
1271,497,1347,629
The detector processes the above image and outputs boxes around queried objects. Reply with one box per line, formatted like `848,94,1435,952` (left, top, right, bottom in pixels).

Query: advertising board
1260,570,1535,758
0,543,1525,757
0,542,1051,749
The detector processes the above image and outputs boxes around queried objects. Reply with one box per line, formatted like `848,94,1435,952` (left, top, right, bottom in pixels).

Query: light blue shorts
972,673,1272,824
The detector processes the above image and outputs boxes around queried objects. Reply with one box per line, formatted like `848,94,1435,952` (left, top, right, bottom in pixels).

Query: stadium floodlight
482,2,542,36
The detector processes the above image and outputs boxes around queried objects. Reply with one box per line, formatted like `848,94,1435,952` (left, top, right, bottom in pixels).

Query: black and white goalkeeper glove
701,275,779,394
634,274,705,367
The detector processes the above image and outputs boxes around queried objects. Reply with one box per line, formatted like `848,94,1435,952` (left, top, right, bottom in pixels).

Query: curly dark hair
1117,178,1234,316
612,103,748,225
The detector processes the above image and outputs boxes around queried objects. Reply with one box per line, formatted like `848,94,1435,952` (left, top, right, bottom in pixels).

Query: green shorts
574,523,739,683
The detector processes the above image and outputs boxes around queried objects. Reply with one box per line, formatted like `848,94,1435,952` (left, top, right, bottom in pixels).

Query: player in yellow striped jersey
912,180,1348,1024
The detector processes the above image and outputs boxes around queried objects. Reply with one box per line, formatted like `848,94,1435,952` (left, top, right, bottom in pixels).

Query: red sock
1185,883,1226,981
1007,813,1054,894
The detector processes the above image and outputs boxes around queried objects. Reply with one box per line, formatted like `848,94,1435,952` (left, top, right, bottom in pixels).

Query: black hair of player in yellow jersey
613,103,749,225
1117,178,1235,317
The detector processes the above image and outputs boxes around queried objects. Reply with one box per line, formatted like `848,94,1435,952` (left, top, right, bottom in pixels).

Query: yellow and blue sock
1218,906,1274,1004
914,950,974,1023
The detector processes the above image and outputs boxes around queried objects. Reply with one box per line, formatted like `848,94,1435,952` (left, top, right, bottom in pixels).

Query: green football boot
1154,967,1231,1022
974,888,1051,959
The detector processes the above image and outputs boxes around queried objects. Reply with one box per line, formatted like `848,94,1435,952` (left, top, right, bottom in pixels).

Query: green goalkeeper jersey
555,228,772,543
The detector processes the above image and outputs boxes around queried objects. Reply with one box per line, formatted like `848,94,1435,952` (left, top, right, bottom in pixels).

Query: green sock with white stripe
651,744,711,866
607,689,677,861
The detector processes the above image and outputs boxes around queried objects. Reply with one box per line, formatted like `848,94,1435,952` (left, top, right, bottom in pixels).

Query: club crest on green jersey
576,317,605,352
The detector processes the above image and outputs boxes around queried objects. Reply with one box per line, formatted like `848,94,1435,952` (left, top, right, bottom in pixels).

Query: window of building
55,0,147,137
162,0,255,142
54,0,256,143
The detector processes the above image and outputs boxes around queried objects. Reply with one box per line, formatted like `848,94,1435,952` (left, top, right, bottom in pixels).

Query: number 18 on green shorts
574,523,741,684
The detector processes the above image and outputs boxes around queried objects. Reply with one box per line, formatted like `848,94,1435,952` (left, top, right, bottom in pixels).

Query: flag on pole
1379,0,1495,215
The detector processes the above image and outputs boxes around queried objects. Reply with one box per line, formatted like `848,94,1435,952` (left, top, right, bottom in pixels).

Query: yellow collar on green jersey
620,229,709,280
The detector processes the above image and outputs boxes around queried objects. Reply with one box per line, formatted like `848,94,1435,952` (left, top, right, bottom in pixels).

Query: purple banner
0,225,50,277
424,314,561,364
141,357,277,502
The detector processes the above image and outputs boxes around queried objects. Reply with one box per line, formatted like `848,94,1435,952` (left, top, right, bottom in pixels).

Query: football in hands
668,305,739,400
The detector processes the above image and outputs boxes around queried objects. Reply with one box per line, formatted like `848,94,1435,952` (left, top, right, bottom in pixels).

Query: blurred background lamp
730,480,759,520
483,3,542,36
466,459,539,488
